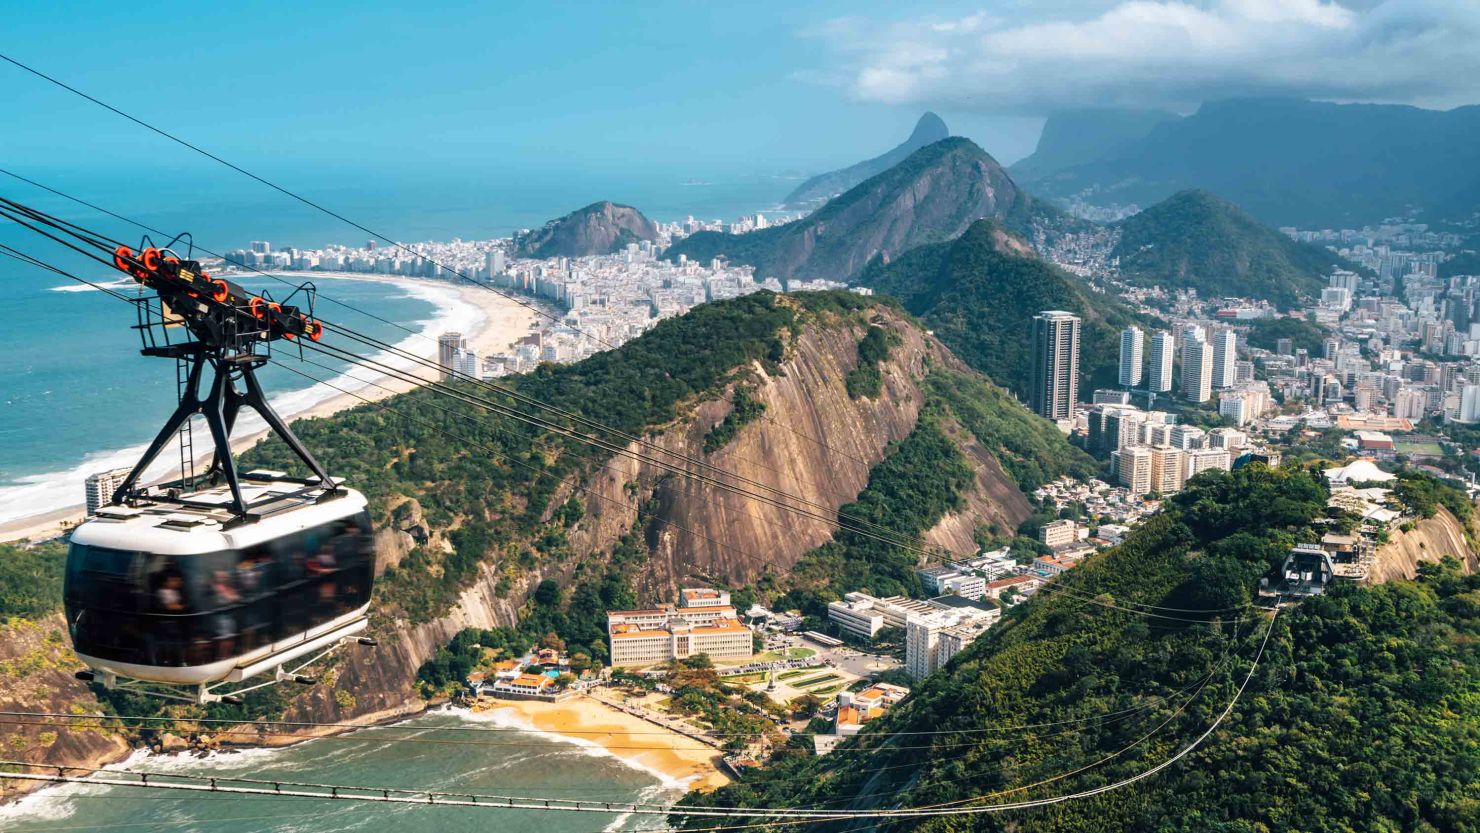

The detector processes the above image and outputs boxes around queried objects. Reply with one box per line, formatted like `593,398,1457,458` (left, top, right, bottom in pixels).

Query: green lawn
809,683,845,697
1395,441,1445,456
793,673,841,688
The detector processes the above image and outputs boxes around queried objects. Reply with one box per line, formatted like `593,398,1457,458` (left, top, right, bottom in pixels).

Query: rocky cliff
261,302,1045,727
516,201,658,258
1370,506,1480,584
0,615,131,778
11,294,1065,783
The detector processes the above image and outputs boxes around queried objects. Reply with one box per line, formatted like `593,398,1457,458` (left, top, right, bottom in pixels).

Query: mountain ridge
1022,97,1480,226
666,137,1048,283
783,113,950,208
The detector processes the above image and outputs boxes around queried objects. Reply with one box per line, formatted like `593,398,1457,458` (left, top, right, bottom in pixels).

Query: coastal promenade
586,690,723,749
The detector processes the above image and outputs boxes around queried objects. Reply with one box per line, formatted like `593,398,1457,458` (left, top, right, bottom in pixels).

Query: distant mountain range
1014,98,1480,227
515,201,657,258
857,220,1142,396
1010,107,1177,182
1112,190,1352,309
666,137,1050,282
782,112,950,208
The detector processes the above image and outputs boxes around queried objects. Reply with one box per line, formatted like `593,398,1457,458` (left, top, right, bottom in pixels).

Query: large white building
84,467,132,516
1114,446,1154,496
680,588,731,608
1150,446,1187,494
1211,329,1238,389
905,600,1000,679
607,603,753,666
1181,336,1213,403
1119,326,1144,388
1148,332,1176,393
827,592,942,640
437,331,466,380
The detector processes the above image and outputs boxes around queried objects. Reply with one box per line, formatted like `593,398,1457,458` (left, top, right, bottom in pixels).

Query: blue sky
4,1,1476,218
1,0,1044,183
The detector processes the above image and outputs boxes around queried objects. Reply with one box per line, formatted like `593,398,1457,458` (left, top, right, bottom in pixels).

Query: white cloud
811,0,1480,113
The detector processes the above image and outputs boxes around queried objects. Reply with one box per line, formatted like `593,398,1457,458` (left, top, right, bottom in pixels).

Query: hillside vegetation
241,290,1085,663
1113,190,1350,309
680,465,1480,832
858,220,1142,397
515,200,658,258
0,541,65,620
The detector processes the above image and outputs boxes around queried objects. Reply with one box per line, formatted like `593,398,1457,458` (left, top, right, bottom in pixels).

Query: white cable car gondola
67,474,374,700
27,228,381,704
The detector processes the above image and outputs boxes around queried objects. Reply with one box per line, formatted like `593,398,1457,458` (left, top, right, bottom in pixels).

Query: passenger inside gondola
65,510,375,669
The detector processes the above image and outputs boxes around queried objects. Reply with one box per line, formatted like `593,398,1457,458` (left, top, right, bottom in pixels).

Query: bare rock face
1371,506,1480,584
0,615,132,793
284,306,1039,728
11,305,1046,771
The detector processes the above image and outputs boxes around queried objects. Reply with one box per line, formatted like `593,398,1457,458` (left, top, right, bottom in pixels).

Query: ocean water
0,709,688,833
0,169,790,524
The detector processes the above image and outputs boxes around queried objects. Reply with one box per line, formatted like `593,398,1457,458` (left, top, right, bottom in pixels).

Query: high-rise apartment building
1150,446,1188,494
1148,332,1175,393
1113,446,1153,496
437,332,466,380
1211,329,1237,389
1181,336,1213,403
1119,326,1143,388
84,467,132,516
1030,311,1081,421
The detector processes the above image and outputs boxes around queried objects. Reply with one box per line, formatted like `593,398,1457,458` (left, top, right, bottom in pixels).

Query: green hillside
858,219,1143,397
241,291,1087,654
1113,190,1351,309
679,465,1480,832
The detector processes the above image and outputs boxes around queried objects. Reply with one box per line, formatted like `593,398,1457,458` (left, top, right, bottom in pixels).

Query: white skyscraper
1181,336,1213,403
1119,326,1144,388
1030,311,1081,421
437,331,466,380
1148,332,1176,393
1211,329,1238,389
84,467,132,516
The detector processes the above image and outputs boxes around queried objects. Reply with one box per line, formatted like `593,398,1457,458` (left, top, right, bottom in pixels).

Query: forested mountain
857,219,1142,397
783,112,951,208
1112,190,1351,309
665,138,1053,283
3,289,1093,772
1010,107,1177,182
515,200,658,258
1021,97,1480,227
679,465,1480,832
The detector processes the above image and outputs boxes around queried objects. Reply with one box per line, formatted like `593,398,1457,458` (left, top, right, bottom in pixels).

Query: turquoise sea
0,168,789,524
0,709,688,833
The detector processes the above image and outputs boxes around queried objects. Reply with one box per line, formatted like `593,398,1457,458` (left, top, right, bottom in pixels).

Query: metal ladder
174,355,197,492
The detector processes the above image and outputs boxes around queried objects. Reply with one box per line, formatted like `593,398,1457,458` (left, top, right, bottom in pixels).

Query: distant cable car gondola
35,232,379,704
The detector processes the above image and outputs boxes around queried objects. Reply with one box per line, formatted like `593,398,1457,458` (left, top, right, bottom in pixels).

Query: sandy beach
475,696,731,791
0,273,537,543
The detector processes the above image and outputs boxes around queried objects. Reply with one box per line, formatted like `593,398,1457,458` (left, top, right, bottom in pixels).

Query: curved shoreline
0,274,536,543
